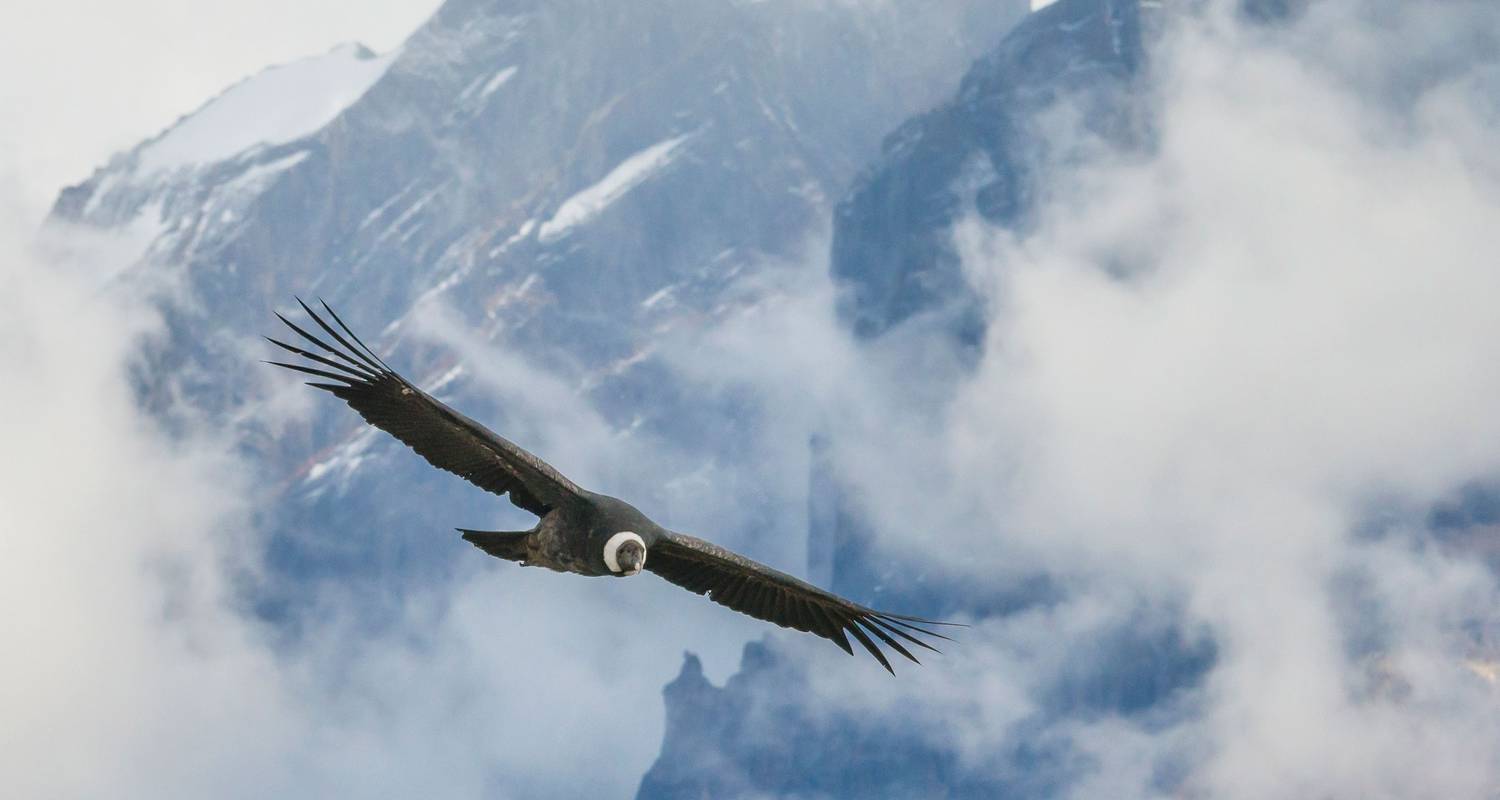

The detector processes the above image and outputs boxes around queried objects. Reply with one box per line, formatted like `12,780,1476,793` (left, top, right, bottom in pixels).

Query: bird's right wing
645,531,958,673
266,299,583,517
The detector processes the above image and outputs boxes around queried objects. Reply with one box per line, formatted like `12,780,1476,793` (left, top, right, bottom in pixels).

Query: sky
0,0,441,224
3,0,1500,798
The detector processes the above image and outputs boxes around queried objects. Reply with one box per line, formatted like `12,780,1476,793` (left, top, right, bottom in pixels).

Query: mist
780,2,1500,796
3,0,1499,798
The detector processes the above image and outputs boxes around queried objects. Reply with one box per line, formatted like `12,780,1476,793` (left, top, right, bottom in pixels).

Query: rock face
802,0,1159,619
831,0,1149,344
815,0,1156,623
640,628,1215,800
51,0,1023,613
636,2,1225,798
638,643,986,800
51,0,1226,795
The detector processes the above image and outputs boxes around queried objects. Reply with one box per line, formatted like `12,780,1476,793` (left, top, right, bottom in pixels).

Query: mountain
833,0,1150,344
52,0,1025,615
47,0,1240,796
637,2,1223,798
45,0,1500,795
58,0,1463,797
817,0,1156,614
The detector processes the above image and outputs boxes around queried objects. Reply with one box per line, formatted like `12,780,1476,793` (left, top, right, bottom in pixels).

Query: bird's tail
459,529,532,563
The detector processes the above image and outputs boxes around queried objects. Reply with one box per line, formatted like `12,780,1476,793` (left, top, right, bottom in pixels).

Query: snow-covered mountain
51,0,1203,794
48,0,1500,796
41,1,1500,792
53,0,1025,611
833,0,1150,343
815,0,1157,611
47,0,1338,795
637,3,1500,797
639,2,1202,797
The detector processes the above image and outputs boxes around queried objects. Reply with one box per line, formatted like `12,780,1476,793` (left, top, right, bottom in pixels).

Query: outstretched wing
266,299,583,517
645,532,958,673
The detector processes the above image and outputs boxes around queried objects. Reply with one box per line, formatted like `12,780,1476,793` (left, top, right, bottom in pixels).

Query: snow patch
358,180,420,232
479,66,518,100
224,151,310,191
305,427,378,487
537,133,693,243
80,173,119,218
428,364,466,394
372,183,445,248
138,43,396,173
580,345,656,392
487,219,536,258
641,285,678,310
482,273,543,318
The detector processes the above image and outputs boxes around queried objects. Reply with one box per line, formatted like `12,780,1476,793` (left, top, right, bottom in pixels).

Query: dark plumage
267,299,957,672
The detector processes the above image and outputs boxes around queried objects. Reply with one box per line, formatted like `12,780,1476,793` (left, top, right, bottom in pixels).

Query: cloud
0,195,763,798
630,1,1500,796
5,1,1500,798
0,189,279,797
785,1,1500,796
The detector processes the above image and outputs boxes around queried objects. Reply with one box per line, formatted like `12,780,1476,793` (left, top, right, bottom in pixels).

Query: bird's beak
617,545,645,576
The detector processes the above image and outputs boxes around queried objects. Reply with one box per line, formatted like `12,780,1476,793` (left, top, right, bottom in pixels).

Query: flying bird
266,299,955,672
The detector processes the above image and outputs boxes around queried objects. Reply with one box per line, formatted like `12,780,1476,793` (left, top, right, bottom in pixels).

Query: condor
267,300,955,672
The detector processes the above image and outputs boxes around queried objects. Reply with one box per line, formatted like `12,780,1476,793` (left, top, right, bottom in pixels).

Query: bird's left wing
645,531,957,673
266,299,583,517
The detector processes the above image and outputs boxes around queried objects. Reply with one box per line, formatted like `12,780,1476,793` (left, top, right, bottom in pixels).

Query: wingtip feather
845,622,895,674
319,298,393,370
856,617,921,665
296,298,386,374
265,360,356,384
884,612,969,628
881,616,956,643
870,616,943,654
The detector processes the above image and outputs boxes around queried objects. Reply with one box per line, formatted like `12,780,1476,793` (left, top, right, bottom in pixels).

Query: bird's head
603,531,646,576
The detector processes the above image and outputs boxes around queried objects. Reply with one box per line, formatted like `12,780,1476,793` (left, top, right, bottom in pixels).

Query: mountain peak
133,41,394,174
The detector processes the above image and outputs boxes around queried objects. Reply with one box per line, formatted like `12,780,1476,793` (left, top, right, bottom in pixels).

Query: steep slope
817,0,1159,618
831,0,1149,343
51,0,1024,610
637,2,1204,798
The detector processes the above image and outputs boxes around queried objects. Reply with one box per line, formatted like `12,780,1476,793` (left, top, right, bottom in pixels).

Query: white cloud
0,196,758,797
0,193,279,798
637,1,1500,795
5,1,1500,797
910,2,1500,795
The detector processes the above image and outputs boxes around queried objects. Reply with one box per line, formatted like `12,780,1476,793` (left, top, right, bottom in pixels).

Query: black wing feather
268,299,583,517
868,617,942,654
265,336,377,380
645,532,956,673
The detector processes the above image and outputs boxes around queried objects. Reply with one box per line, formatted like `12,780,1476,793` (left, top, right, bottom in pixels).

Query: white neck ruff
603,531,646,574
